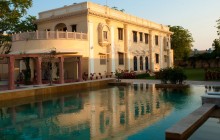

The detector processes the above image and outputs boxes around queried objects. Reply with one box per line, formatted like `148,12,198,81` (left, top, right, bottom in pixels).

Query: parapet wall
0,79,114,102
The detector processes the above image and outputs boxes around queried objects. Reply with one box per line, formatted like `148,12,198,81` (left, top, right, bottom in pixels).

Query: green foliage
212,39,220,58
169,26,194,60
13,15,37,33
158,67,187,84
217,18,220,36
0,0,33,34
136,73,150,79
182,68,205,81
111,6,125,12
115,69,123,82
0,0,34,54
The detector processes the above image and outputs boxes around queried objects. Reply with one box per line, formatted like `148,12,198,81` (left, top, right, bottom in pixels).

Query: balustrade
12,31,88,41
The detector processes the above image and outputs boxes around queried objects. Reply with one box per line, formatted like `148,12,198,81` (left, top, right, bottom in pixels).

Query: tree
212,39,220,58
169,26,194,60
217,18,220,36
13,15,37,33
0,0,34,54
42,49,57,86
0,0,32,34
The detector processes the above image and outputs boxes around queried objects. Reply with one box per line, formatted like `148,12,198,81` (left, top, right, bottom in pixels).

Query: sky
27,0,220,50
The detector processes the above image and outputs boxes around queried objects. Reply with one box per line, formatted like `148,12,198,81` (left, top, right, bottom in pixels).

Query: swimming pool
0,84,211,140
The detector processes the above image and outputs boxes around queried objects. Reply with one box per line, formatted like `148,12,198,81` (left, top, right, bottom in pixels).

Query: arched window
140,56,143,70
55,23,67,31
134,56,137,71
145,56,149,70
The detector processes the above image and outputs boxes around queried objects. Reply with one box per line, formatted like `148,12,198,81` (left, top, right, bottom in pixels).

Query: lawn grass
183,68,205,81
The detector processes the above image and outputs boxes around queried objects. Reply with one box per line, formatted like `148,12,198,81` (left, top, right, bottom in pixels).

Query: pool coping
165,103,216,140
0,78,115,101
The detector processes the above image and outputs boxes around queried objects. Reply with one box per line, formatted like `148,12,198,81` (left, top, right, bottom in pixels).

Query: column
168,35,173,67
36,57,42,85
89,22,95,74
149,31,154,71
160,35,163,69
78,56,83,81
143,56,146,71
124,24,130,71
111,26,116,73
59,56,64,84
8,56,15,90
137,56,140,72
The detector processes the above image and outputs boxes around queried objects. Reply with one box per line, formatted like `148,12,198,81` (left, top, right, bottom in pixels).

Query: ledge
165,103,216,140
0,79,114,102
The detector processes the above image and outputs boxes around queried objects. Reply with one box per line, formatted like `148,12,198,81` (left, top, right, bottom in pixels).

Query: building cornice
34,6,172,35
88,10,172,35
34,9,88,24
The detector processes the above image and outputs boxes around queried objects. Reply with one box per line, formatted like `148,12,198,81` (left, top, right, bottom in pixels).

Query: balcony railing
12,30,88,41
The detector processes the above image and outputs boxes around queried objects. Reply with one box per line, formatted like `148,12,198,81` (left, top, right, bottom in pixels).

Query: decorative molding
34,10,88,24
88,10,172,35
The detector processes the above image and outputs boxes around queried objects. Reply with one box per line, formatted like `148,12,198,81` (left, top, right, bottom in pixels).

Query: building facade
11,2,173,84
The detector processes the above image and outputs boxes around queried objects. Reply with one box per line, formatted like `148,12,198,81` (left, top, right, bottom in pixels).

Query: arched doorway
140,56,143,70
134,56,137,71
145,56,149,70
55,23,67,31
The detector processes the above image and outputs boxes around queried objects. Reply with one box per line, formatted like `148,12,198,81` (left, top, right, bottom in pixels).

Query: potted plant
90,73,95,80
99,73,102,79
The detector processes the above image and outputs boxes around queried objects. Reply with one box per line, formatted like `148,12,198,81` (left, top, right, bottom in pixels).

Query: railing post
66,30,68,39
36,30,38,39
56,30,59,39
81,32,82,40
74,31,76,39
46,30,48,39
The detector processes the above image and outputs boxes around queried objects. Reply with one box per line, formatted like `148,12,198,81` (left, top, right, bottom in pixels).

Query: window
155,54,159,64
103,31,108,40
133,31,137,42
139,32,143,42
63,27,67,31
118,28,123,40
164,55,168,63
155,35,159,45
118,52,124,65
145,33,149,44
140,56,143,70
100,55,106,65
71,25,77,32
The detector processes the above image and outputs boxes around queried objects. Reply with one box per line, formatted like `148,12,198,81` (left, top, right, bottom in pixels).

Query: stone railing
12,31,88,42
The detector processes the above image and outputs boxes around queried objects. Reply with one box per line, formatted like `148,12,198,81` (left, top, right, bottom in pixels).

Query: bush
158,67,187,84
136,73,150,79
122,72,136,79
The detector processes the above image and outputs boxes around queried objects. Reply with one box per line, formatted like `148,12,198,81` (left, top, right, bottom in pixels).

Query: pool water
0,84,210,140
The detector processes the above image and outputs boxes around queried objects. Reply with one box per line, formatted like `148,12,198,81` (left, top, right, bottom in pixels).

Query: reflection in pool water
0,84,208,139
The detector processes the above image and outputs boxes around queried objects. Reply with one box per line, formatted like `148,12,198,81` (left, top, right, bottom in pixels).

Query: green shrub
158,67,187,84
136,73,150,79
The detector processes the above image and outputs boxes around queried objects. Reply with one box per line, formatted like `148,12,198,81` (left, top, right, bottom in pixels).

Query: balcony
12,31,87,42
11,31,89,55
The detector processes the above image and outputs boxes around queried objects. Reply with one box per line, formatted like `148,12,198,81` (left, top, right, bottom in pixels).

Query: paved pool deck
122,79,220,86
